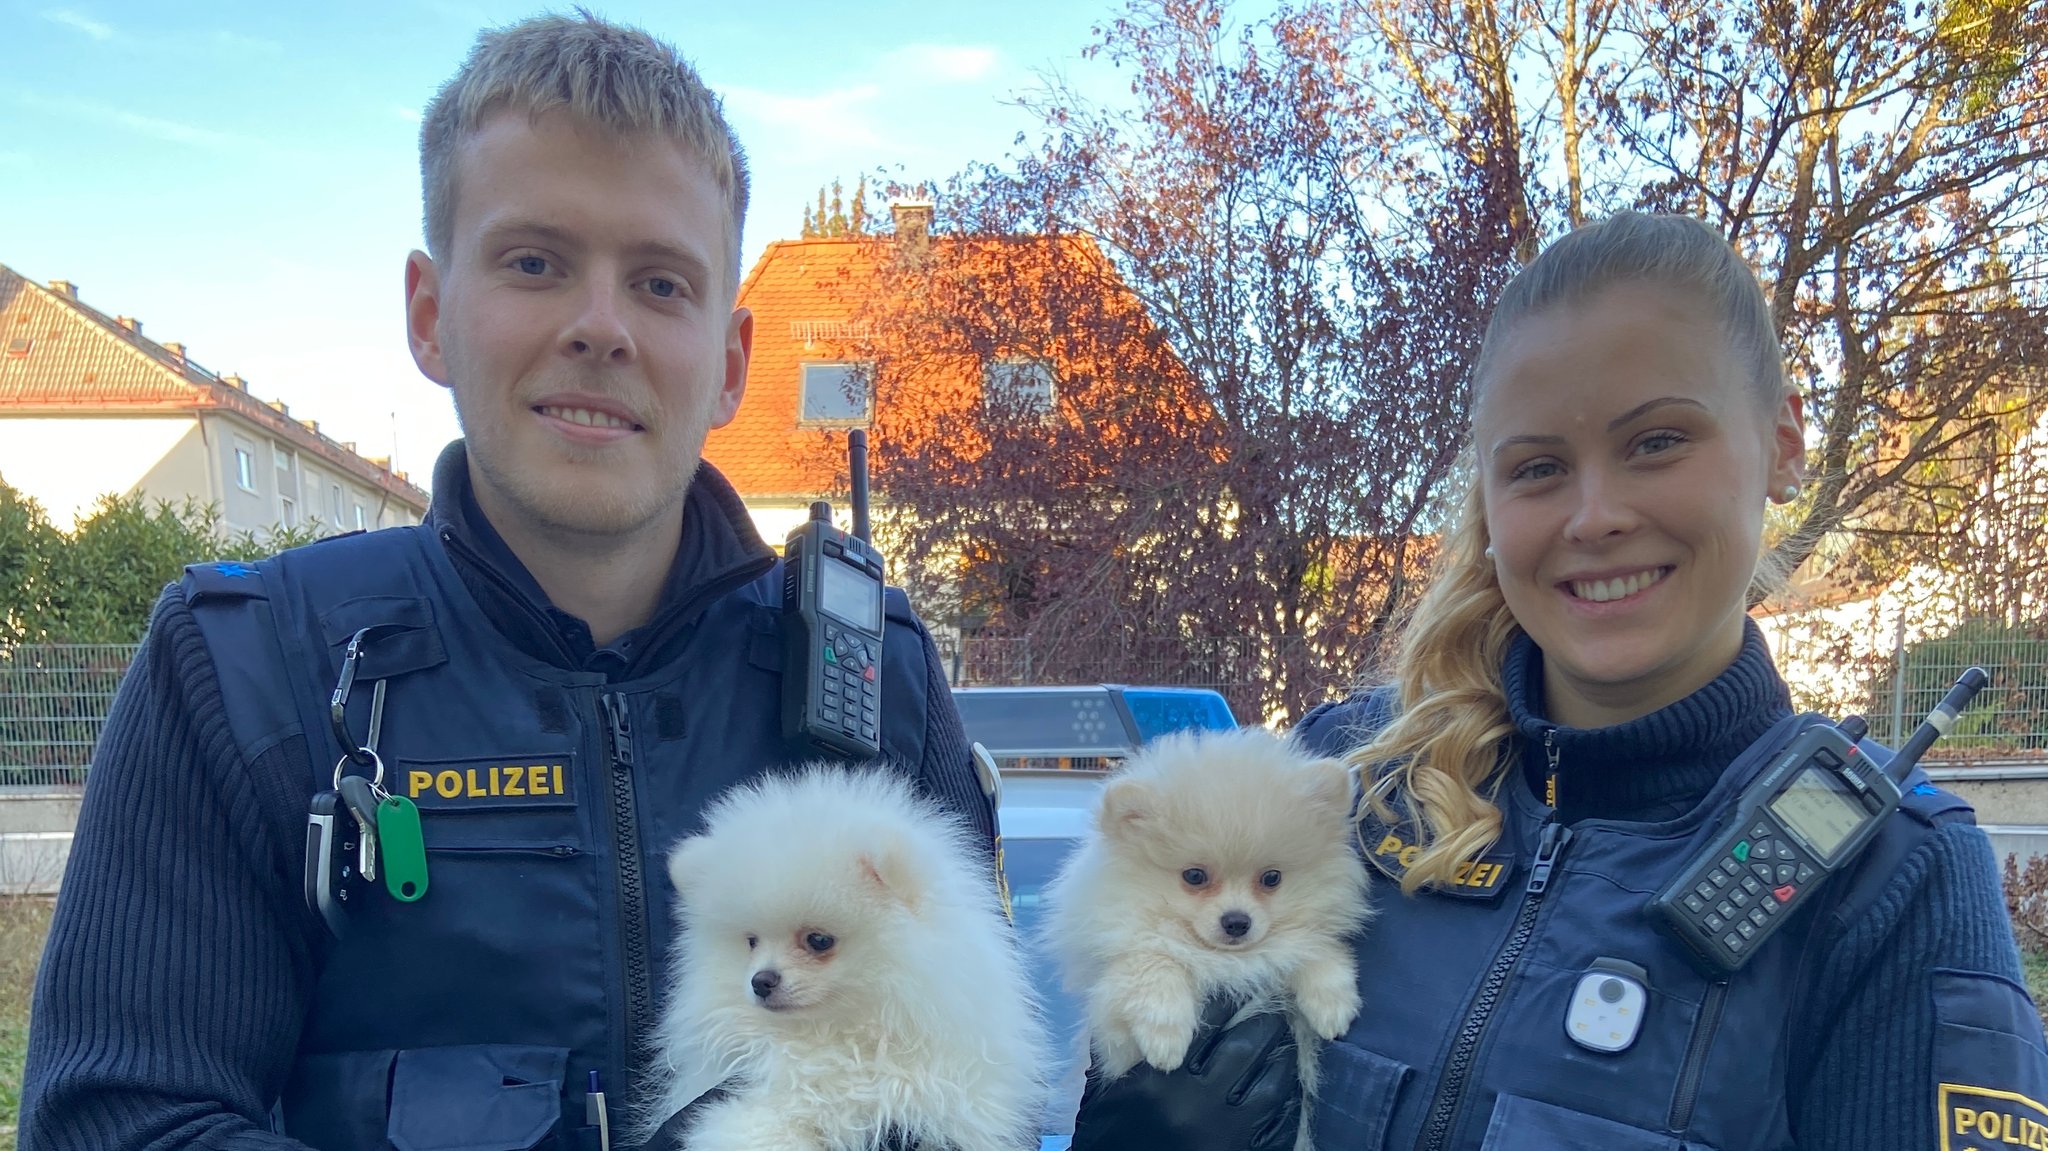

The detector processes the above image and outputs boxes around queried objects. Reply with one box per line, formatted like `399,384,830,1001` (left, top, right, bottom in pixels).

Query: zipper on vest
1669,981,1729,1131
600,691,653,1102
1417,820,1574,1151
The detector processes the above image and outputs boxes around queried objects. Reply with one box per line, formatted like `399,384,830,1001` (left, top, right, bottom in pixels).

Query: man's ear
405,250,450,388
711,305,752,429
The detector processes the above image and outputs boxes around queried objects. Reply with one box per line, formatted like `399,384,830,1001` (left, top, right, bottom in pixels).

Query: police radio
783,429,886,759
1650,667,1989,975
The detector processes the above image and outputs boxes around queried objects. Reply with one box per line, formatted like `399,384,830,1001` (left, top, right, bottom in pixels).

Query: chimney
116,316,141,334
222,374,247,390
163,341,187,361
47,280,78,299
300,418,320,435
891,199,934,260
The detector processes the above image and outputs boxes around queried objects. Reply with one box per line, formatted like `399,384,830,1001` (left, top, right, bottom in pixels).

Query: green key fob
376,793,430,902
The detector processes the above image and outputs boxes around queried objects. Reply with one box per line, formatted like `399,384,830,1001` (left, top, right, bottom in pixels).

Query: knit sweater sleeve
20,589,321,1150
908,620,995,849
1788,820,2038,1151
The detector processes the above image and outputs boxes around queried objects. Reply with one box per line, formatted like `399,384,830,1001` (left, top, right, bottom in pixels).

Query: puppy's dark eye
745,934,758,950
1182,868,1209,888
1260,870,1283,889
804,932,835,954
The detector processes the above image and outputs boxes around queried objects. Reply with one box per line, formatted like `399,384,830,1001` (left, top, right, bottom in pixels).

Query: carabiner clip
330,628,388,769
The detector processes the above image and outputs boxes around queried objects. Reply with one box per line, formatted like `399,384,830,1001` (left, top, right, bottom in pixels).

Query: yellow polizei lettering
501,767,525,796
1938,1084,2048,1151
435,770,461,798
1398,845,1421,868
408,770,432,798
554,765,564,794
464,768,485,797
1374,834,1403,856
488,766,500,796
528,764,549,795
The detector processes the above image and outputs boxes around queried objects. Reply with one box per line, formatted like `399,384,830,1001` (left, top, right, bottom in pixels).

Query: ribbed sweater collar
1501,618,1793,823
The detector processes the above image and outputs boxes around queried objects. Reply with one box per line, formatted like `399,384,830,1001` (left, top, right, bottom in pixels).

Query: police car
952,685,1238,1151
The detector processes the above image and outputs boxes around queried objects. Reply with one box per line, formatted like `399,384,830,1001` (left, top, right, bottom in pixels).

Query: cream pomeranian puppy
1042,728,1371,1141
640,766,1049,1151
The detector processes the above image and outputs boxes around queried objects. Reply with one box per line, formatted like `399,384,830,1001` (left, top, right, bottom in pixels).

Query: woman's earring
1483,544,1496,560
1778,484,1799,503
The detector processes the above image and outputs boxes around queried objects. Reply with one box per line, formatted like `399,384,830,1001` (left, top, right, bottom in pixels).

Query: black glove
1069,996,1304,1151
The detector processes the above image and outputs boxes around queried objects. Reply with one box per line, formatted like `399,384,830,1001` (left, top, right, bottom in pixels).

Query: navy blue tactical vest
1298,698,1972,1151
178,524,950,1151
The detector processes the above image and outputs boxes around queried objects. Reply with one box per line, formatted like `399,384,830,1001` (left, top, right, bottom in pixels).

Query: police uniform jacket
1291,623,2046,1151
20,442,992,1151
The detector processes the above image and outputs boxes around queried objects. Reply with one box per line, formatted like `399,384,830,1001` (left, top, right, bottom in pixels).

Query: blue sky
1,1,1125,484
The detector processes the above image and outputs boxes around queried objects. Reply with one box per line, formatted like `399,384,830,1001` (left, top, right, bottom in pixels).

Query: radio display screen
1768,767,1866,863
820,557,880,631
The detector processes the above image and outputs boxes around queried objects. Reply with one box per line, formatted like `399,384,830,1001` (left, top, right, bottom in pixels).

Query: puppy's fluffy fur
1042,728,1371,1146
642,767,1049,1151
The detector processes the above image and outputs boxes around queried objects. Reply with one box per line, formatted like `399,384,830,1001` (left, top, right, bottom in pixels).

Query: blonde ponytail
1349,469,1521,894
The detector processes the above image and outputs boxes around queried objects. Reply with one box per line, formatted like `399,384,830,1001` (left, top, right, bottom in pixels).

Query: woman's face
1474,283,1804,728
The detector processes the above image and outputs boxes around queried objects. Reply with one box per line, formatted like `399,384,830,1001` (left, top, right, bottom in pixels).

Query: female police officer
1069,212,2045,1150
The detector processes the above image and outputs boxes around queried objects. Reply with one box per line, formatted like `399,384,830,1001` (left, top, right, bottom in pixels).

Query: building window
330,483,343,525
279,496,298,528
984,358,1057,414
5,338,31,359
354,504,366,531
234,446,255,491
799,362,873,427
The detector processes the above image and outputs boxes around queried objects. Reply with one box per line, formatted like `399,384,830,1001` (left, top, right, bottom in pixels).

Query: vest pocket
386,1044,571,1151
1479,1093,1721,1150
1312,1041,1411,1148
280,1044,570,1151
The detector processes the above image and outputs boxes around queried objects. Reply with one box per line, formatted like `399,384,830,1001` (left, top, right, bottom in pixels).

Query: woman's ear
1769,390,1806,495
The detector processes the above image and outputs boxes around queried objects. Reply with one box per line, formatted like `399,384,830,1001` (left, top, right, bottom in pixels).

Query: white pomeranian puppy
1042,728,1371,1147
640,766,1050,1151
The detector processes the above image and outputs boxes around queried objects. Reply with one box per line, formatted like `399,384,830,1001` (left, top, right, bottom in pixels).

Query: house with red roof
0,264,427,535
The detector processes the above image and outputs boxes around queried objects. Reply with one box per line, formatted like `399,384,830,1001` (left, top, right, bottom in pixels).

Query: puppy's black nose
751,970,782,998
1220,911,1251,938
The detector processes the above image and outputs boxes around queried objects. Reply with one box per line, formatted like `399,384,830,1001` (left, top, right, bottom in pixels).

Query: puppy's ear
1302,757,1358,818
859,841,926,913
667,834,712,893
1098,776,1156,840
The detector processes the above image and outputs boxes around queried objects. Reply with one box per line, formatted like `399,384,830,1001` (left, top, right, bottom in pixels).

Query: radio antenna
849,428,871,544
1885,667,1990,784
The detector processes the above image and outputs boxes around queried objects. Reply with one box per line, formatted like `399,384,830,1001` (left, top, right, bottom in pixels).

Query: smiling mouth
535,404,642,432
1565,567,1672,603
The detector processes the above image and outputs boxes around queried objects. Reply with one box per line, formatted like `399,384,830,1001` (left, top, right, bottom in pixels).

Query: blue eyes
1507,432,1688,483
506,256,685,301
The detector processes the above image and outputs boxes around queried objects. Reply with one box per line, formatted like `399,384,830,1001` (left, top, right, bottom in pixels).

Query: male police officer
20,14,990,1148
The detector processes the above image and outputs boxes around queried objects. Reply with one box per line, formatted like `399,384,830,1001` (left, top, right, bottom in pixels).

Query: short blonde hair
419,10,750,287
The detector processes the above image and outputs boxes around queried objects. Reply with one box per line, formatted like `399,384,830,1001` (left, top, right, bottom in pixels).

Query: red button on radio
1773,885,1796,903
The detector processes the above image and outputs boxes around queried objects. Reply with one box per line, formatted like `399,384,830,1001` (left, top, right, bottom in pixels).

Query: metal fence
0,615,2042,787
0,645,138,789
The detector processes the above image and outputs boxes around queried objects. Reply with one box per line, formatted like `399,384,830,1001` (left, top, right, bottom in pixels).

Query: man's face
406,109,751,542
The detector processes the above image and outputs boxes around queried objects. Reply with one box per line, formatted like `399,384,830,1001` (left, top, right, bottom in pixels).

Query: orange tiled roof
708,239,879,498
0,263,429,507
709,232,1196,500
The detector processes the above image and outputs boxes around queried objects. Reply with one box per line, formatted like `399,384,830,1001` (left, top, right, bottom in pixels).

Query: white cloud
42,7,113,40
13,92,254,153
720,82,887,151
883,44,1003,85
393,106,422,125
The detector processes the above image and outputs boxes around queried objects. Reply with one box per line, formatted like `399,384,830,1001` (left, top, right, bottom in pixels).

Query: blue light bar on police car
951,684,1237,759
